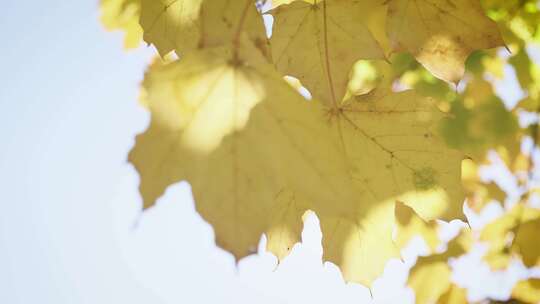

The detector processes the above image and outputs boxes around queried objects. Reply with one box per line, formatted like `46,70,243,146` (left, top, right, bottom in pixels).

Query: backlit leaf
270,0,386,106
387,0,505,83
131,59,465,285
140,0,203,56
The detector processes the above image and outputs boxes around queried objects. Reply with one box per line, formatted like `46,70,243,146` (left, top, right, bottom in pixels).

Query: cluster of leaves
100,0,540,302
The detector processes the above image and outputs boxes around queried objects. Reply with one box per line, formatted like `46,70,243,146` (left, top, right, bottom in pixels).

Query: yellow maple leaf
140,0,203,56
199,0,271,59
136,42,272,154
270,0,386,107
387,0,505,83
130,39,360,259
317,90,464,286
140,0,269,58
131,65,464,285
100,0,143,49
336,90,465,222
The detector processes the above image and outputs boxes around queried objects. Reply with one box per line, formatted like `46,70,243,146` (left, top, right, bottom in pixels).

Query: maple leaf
386,0,505,83
131,62,465,284
135,0,275,153
334,90,465,222
270,0,386,107
140,0,203,56
137,46,266,154
199,0,271,59
100,0,143,49
140,0,269,58
129,38,361,259
318,90,464,285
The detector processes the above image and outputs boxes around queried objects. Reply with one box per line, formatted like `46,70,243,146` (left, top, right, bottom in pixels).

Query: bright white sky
0,1,536,303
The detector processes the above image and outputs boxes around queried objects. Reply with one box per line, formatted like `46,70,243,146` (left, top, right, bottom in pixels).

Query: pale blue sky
0,1,532,303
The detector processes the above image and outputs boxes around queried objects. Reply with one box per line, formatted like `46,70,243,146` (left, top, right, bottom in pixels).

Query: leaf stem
321,0,339,110
232,0,254,62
